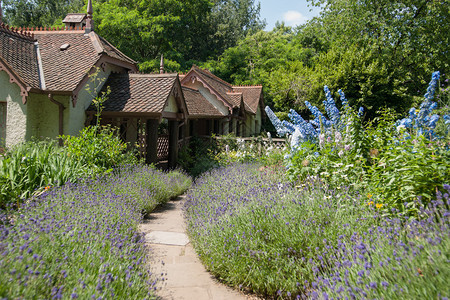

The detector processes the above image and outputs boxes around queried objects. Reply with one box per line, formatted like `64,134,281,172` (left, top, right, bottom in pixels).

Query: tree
2,0,84,27
209,0,266,56
203,24,321,112
306,0,450,110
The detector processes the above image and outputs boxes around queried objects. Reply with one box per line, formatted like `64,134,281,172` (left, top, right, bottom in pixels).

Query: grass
0,164,192,299
184,163,450,299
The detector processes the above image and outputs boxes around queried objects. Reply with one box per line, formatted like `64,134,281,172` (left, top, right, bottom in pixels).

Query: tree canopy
3,0,448,119
204,0,449,119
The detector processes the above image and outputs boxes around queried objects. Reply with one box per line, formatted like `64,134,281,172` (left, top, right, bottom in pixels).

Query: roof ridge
0,23,35,41
97,34,136,64
233,85,263,88
192,65,232,88
23,25,85,32
129,73,177,78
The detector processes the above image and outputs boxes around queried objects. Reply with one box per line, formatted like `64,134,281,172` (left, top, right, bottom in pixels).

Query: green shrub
212,134,287,167
0,125,139,209
178,136,218,178
0,141,85,208
61,125,137,173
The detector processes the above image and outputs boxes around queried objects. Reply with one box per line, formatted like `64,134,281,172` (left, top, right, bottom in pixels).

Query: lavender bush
0,165,191,299
184,164,449,299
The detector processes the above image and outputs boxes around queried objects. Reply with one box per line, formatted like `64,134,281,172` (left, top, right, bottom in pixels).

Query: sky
258,0,322,30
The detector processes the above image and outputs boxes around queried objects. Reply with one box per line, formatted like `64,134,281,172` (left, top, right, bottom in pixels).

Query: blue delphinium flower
305,101,332,130
265,106,289,137
288,109,318,141
323,86,341,125
338,89,349,110
358,107,364,118
281,120,296,135
397,71,441,138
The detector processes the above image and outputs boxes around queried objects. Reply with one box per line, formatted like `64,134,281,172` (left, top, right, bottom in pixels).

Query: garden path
139,195,257,300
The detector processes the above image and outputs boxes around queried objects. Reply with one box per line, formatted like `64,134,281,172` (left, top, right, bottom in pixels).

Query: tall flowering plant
397,71,446,138
265,86,364,153
266,71,449,213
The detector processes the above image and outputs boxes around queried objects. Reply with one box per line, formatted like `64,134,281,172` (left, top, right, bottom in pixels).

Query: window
0,102,6,147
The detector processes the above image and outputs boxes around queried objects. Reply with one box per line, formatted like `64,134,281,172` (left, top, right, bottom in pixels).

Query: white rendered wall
0,71,27,147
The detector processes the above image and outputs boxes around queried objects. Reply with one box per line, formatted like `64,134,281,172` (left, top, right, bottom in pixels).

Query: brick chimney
85,0,94,33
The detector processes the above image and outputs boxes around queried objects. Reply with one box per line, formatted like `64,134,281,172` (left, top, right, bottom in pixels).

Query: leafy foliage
2,0,84,27
0,141,84,208
0,125,137,209
266,72,450,215
61,125,136,173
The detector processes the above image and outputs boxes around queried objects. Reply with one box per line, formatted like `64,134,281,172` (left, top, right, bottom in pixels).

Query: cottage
180,66,264,138
0,0,265,166
0,0,189,166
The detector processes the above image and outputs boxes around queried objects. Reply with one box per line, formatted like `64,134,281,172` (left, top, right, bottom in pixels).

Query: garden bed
184,164,449,299
0,165,191,299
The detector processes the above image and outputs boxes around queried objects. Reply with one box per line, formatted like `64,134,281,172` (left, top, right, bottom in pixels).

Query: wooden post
146,119,158,164
168,120,179,168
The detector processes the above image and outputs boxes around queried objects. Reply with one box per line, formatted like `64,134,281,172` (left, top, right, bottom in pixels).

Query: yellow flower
368,201,374,206
376,203,383,209
367,193,373,199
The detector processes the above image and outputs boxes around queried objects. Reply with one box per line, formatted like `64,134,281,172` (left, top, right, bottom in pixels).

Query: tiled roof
0,24,40,88
34,31,99,91
34,31,136,91
182,86,223,117
1,26,137,92
232,86,263,114
97,35,136,65
89,73,178,114
226,92,243,107
190,65,237,108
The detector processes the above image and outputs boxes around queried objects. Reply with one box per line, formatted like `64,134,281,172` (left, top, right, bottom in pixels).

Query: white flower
319,134,325,147
335,131,342,143
338,150,344,157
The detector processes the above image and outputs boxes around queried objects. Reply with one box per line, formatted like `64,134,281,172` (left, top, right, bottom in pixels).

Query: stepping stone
145,231,189,246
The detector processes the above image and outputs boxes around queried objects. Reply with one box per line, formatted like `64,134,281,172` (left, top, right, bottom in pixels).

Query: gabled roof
180,65,236,110
226,92,243,108
0,25,137,98
0,24,40,89
180,66,264,116
182,86,224,118
90,73,181,114
34,30,136,92
232,86,263,114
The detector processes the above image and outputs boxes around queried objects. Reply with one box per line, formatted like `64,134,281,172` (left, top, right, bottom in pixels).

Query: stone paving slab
139,195,258,300
145,231,189,246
